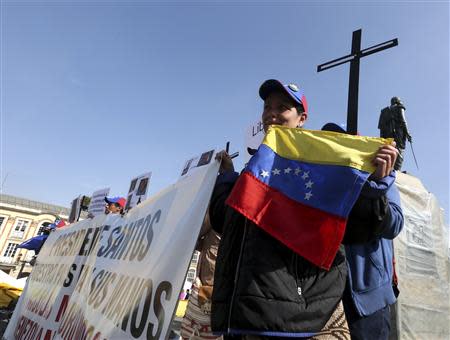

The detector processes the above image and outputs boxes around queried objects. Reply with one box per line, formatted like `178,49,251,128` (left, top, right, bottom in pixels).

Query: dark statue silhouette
378,97,412,171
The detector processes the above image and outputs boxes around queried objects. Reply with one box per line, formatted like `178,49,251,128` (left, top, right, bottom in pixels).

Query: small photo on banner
181,149,215,177
87,188,110,217
128,178,138,193
126,172,152,211
197,150,214,167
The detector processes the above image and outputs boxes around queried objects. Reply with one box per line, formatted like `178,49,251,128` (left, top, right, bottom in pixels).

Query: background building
0,194,69,277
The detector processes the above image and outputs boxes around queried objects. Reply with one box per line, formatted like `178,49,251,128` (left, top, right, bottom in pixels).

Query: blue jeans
343,291,391,340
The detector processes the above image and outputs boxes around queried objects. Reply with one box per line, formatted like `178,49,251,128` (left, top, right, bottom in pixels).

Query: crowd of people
181,79,403,340
15,79,404,340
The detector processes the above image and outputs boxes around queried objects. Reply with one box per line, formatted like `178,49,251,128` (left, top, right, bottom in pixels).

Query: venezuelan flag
226,125,392,270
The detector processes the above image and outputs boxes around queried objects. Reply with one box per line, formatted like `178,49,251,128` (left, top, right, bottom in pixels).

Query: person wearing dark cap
321,123,403,340
209,80,351,339
104,196,126,215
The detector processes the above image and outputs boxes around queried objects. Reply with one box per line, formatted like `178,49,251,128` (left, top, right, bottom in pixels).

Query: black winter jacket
209,172,347,336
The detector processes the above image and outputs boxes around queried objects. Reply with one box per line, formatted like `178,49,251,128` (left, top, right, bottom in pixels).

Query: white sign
180,149,215,177
125,172,152,211
68,195,84,224
244,120,264,163
4,159,220,340
87,188,110,217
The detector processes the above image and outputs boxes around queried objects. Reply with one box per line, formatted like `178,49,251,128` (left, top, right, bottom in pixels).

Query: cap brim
259,79,304,110
259,79,286,100
321,123,346,133
247,147,257,156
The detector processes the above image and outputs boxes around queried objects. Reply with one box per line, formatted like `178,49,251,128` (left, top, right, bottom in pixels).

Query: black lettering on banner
102,274,128,317
63,263,77,287
116,223,137,260
75,265,92,294
104,275,136,325
79,227,94,256
130,279,153,338
88,270,116,310
105,226,125,259
96,225,111,256
88,269,105,306
130,218,145,261
87,227,102,255
120,221,140,260
49,229,87,257
101,226,121,258
117,277,145,328
147,281,172,340
138,210,159,261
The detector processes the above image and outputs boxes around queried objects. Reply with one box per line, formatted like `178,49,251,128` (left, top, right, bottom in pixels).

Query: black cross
317,29,398,134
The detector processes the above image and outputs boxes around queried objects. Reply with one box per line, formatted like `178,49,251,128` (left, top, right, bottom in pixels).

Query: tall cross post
317,29,398,134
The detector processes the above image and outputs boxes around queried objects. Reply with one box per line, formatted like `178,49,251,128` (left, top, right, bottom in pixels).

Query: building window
14,219,30,232
186,268,196,282
10,219,31,238
191,251,199,264
0,216,7,229
3,243,18,257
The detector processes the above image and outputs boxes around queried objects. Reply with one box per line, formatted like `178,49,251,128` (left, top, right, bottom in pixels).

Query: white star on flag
261,170,270,178
305,180,314,189
272,168,281,175
294,168,301,175
304,192,313,200
284,167,292,174
301,171,310,180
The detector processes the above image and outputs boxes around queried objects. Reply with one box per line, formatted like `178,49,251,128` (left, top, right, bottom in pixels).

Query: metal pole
347,29,362,135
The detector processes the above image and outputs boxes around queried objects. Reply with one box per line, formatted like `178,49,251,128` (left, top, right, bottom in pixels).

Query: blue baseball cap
321,122,346,133
105,196,126,208
259,79,308,113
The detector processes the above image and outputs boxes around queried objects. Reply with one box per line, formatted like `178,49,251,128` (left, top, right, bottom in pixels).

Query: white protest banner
87,188,110,217
5,159,220,340
244,120,264,163
125,172,152,211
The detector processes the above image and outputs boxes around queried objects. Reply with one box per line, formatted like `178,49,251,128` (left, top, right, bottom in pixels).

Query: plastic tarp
394,172,450,339
0,270,26,308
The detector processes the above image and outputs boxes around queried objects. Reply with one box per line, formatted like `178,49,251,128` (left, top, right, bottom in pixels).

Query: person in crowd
104,196,126,215
321,123,404,340
181,210,223,340
209,79,401,339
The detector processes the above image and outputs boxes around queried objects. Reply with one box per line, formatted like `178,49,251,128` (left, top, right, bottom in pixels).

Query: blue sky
1,1,449,219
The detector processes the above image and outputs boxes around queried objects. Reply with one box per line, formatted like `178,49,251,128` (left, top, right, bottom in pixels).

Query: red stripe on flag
225,172,347,270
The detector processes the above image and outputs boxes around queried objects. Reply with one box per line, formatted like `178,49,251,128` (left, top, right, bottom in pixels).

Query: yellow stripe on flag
263,125,393,173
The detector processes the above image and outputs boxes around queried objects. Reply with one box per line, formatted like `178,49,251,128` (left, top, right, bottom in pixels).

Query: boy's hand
215,150,235,174
371,143,398,180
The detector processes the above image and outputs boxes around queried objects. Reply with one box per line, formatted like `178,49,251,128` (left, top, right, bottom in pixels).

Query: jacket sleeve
209,171,239,235
378,181,404,239
344,171,404,243
359,171,404,240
